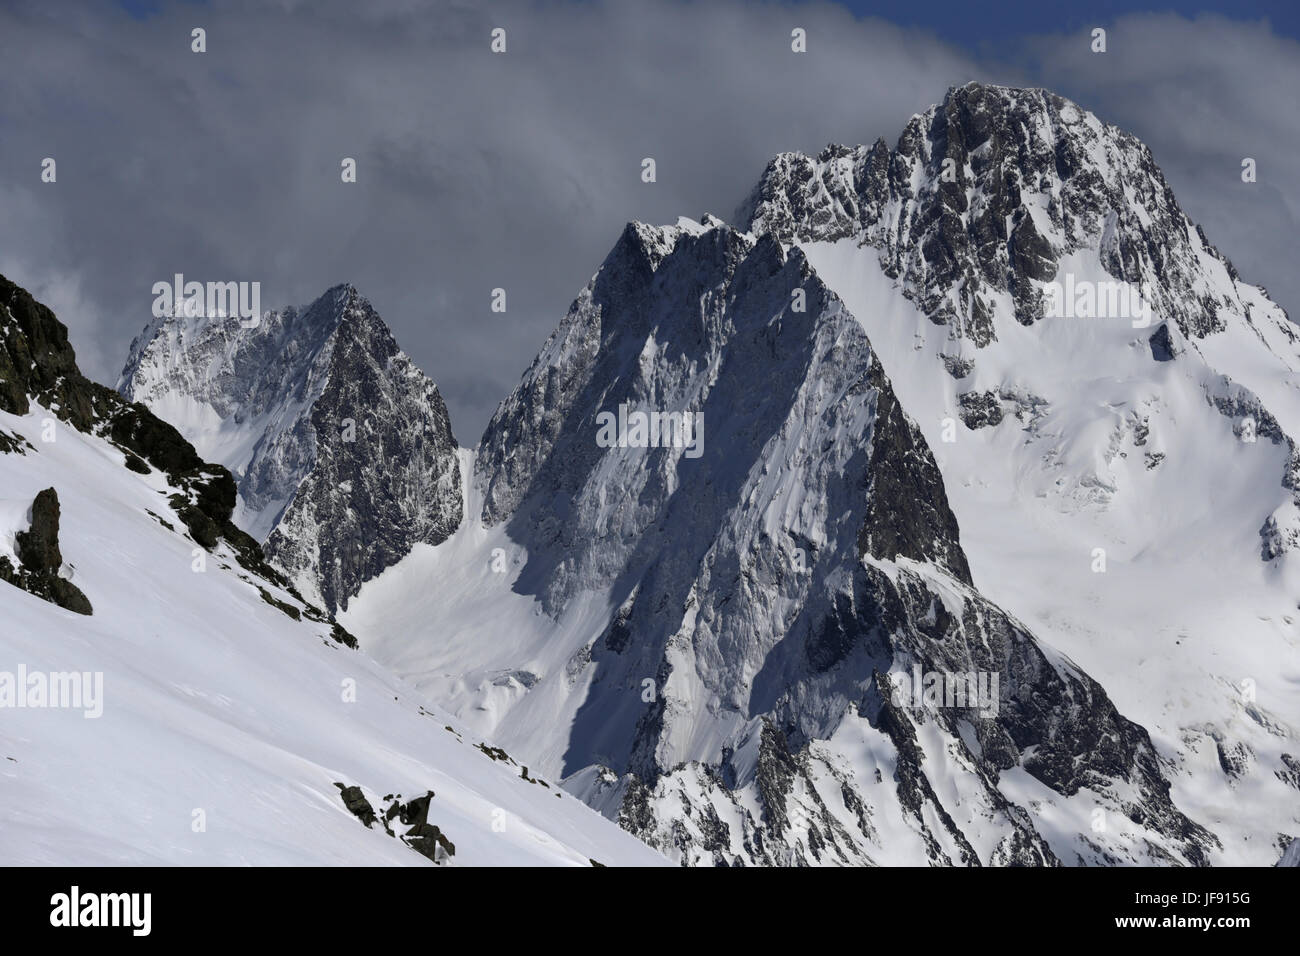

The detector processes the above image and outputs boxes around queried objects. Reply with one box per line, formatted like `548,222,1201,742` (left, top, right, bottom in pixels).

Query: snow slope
0,403,664,866
0,272,665,867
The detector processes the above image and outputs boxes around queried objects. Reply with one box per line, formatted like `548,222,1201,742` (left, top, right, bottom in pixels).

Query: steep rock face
17,487,65,573
119,284,462,613
463,217,1211,865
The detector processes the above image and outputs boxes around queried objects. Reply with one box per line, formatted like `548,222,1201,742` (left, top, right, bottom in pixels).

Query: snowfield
0,405,667,867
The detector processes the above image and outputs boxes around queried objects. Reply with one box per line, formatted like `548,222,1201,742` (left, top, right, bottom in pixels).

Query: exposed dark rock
741,82,1271,345
119,284,463,615
1276,753,1300,791
754,722,800,844
257,586,302,621
601,591,636,654
1277,837,1300,867
329,622,359,649
403,821,455,862
958,390,1004,429
617,776,657,840
0,429,33,455
17,488,64,573
392,790,456,862
1149,322,1178,362
123,452,150,474
1216,739,1253,780
859,358,972,584
941,355,975,379
476,742,512,763
334,783,378,828
4,488,93,615
0,272,277,585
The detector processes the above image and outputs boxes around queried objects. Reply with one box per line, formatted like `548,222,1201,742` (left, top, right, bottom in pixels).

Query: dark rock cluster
1,487,93,615
332,783,456,863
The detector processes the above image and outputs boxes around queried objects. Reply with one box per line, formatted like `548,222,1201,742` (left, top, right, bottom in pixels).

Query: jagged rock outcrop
1,487,93,615
333,782,456,864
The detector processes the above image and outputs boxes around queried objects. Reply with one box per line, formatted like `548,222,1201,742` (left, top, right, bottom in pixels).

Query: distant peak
325,282,362,309
295,282,375,330
940,81,1063,106
947,79,1048,97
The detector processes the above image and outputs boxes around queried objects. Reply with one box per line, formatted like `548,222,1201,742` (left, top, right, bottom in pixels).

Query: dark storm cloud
0,1,1295,439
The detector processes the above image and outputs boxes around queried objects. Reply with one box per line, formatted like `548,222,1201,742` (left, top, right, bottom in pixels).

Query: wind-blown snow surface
345,216,1220,867
0,404,665,866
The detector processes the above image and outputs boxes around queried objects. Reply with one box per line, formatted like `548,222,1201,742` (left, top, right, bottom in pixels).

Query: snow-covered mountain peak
118,283,462,613
741,82,1300,561
741,81,1286,347
730,83,1300,866
349,212,1219,866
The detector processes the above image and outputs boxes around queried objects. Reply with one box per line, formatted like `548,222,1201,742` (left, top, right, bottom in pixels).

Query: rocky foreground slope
1,274,664,866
